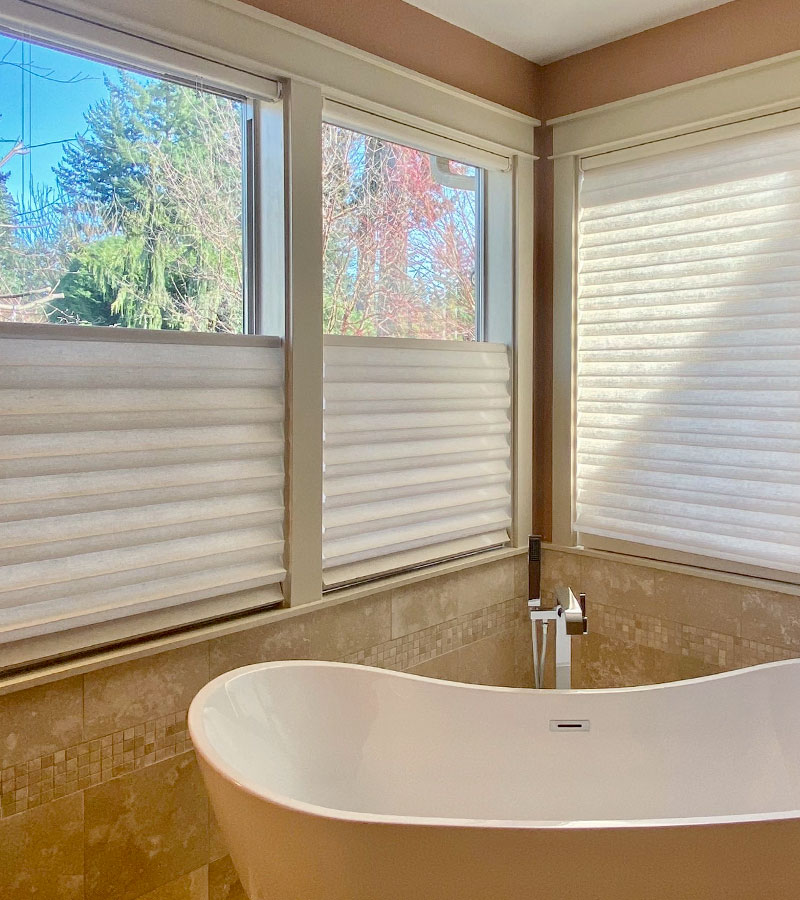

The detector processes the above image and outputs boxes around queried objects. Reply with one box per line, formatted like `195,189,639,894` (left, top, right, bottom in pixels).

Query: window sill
543,542,800,599
0,544,527,697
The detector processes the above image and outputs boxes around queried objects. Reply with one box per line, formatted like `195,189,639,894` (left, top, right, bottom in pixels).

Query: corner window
573,122,800,580
322,123,482,340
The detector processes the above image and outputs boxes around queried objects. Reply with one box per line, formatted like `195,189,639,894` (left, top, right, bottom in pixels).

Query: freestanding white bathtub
188,660,800,900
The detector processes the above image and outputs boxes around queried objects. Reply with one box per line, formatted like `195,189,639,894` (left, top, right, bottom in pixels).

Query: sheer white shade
575,122,800,576
322,337,512,586
0,326,286,648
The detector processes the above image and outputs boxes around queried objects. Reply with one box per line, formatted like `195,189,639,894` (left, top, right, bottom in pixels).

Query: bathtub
188,660,800,900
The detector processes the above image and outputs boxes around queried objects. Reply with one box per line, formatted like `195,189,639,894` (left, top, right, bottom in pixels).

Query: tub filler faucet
527,536,588,690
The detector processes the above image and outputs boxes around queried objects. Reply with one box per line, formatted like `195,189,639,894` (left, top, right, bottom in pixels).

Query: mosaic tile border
341,596,527,671
1,709,191,819
0,595,528,820
592,602,800,671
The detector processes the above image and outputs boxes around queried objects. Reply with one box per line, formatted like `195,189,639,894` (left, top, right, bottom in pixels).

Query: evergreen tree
56,72,244,331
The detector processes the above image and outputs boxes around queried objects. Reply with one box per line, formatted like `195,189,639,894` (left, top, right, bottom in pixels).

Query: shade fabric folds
575,122,800,575
0,326,286,647
322,336,512,587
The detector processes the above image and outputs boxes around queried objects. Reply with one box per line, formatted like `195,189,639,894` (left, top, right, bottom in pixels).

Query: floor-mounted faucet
527,536,588,690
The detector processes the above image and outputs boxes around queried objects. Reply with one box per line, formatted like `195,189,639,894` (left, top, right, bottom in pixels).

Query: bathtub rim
188,658,800,832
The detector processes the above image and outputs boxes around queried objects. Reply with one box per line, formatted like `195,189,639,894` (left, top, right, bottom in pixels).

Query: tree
55,72,244,331
322,123,478,340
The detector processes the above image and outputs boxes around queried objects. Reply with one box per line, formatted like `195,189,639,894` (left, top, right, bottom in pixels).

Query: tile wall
542,549,800,688
0,555,531,900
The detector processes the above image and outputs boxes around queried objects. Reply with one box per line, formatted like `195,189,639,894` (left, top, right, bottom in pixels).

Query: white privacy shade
0,326,286,651
322,336,512,586
575,122,800,575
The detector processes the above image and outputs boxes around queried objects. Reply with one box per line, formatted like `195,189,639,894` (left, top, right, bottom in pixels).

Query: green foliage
1,69,245,330
55,72,244,332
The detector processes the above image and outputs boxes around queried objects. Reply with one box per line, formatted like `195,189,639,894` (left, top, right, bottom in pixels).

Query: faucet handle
557,586,588,636
579,593,588,635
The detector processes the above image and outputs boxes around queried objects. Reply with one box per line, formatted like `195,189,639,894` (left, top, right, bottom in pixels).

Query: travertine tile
303,593,392,660
0,792,83,900
84,643,209,740
208,855,247,900
405,648,460,681
84,750,208,900
740,588,800,651
653,571,742,637
0,676,83,769
573,632,680,689
455,557,516,616
457,628,518,687
513,619,534,688
580,556,655,614
513,553,529,601
138,867,209,900
390,573,459,639
209,615,313,678
540,549,582,604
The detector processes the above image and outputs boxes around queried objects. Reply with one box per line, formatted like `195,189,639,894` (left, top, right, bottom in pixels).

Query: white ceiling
404,0,733,64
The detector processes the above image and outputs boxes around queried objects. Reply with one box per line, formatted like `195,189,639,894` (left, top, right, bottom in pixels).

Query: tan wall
237,0,541,118
0,556,531,900
542,0,800,120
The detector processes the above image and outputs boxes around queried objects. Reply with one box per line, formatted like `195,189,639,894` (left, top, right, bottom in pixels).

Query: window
322,123,481,340
0,31,258,332
573,122,800,579
0,0,533,671
0,27,286,671
320,113,513,587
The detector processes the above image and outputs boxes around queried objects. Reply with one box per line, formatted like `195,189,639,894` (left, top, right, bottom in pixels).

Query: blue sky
0,32,117,207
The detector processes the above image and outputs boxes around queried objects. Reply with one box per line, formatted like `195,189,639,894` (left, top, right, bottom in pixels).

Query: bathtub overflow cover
549,720,590,732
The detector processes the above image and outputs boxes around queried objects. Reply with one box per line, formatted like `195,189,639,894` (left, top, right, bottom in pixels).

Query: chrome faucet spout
529,586,588,690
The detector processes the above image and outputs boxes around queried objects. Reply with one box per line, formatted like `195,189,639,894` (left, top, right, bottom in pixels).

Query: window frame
550,63,800,586
0,0,535,674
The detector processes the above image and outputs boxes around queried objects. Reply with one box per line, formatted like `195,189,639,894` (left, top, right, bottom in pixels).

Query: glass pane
0,32,245,331
322,123,480,341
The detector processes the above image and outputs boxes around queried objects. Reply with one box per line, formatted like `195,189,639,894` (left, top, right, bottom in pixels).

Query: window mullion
284,79,324,606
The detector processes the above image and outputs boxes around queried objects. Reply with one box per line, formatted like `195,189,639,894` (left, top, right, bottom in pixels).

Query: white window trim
549,51,800,586
0,0,535,676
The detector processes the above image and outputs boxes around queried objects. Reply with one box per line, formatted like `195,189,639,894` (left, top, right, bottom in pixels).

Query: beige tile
390,573,459,639
457,629,517,687
0,793,83,900
405,649,461,681
540,549,582,604
303,593,392,660
513,619,534,688
138,867,209,900
573,632,681,689
741,588,800,651
208,855,247,900
84,644,209,740
0,676,83,769
677,654,722,681
580,556,655,615
84,750,208,900
653,571,741,637
513,553,529,600
209,594,392,678
209,616,312,679
455,558,516,616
